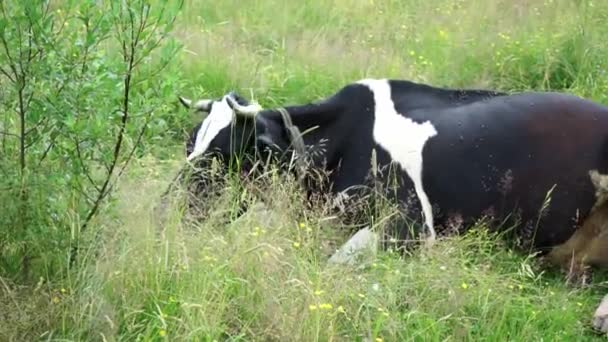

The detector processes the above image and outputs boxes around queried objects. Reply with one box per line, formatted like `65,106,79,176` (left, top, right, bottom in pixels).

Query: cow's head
178,91,294,176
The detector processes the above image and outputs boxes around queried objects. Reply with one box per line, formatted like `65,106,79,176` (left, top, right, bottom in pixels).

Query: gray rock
593,294,608,333
327,227,378,266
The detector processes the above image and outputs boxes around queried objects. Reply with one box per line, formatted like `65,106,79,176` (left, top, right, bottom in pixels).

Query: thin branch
0,66,15,83
0,23,19,83
15,9,25,80
24,90,34,113
73,136,102,193
18,86,27,175
24,116,47,137
132,1,183,68
0,130,20,138
70,0,184,268
77,14,138,238
42,0,51,18
109,114,150,193
24,135,43,150
36,137,55,168
70,172,99,204
0,149,7,175
128,4,136,57
26,11,33,64
80,20,90,74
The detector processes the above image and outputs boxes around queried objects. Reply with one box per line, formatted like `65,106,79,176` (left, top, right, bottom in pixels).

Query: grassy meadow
2,0,608,340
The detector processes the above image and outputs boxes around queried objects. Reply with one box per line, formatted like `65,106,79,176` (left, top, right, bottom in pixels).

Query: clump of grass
2,157,606,341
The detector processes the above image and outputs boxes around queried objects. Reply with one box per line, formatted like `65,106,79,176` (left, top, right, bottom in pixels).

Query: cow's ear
590,170,601,189
254,115,289,153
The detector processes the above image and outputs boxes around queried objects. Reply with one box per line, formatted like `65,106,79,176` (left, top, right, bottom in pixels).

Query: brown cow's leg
545,209,607,285
549,170,608,332
545,170,608,283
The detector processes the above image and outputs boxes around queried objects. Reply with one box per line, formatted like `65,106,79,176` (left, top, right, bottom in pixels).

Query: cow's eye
186,141,194,156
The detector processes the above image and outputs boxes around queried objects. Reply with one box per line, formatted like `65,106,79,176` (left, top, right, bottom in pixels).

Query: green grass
2,0,608,340
2,157,606,341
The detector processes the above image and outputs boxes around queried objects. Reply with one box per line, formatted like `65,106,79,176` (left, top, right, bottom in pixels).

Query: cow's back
412,92,608,250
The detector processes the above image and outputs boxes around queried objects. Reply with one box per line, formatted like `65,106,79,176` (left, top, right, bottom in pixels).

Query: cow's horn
178,96,213,112
226,96,262,116
192,99,213,112
178,96,192,108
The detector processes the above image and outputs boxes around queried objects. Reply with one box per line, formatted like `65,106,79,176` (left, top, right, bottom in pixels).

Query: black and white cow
179,78,608,250
179,78,608,332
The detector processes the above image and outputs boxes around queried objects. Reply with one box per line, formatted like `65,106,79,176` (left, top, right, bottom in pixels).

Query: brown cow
546,170,608,276
546,169,608,333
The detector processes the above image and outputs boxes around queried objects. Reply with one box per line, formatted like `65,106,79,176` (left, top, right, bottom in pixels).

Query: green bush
0,0,184,281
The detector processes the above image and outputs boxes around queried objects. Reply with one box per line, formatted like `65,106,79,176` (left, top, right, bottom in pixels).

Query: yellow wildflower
314,290,324,296
319,303,333,310
461,282,468,290
337,305,345,313
52,296,60,304
60,288,67,294
299,222,306,229
251,226,265,237
309,304,318,311
358,293,366,298
376,338,384,342
159,329,167,337
293,242,301,248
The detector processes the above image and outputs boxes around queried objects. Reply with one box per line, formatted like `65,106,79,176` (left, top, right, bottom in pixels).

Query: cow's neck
261,103,344,178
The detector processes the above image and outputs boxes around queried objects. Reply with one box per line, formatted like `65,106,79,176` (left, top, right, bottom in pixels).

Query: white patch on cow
357,78,438,242
187,96,234,162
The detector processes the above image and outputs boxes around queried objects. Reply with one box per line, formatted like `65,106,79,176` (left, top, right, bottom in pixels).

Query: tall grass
174,0,608,103
2,0,608,340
